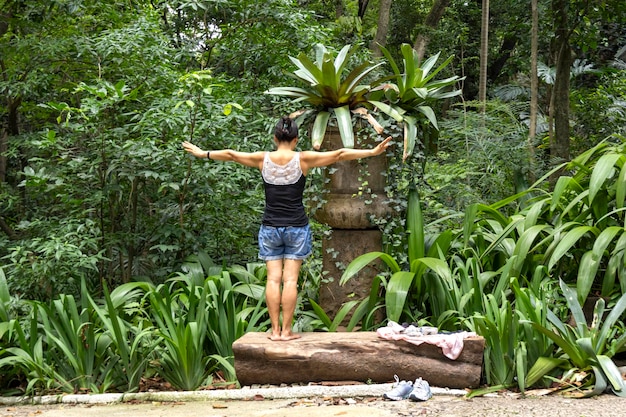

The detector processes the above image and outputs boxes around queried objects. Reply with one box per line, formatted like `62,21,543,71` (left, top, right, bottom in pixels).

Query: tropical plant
149,255,268,388
0,267,22,394
0,268,11,338
266,43,385,149
204,268,268,380
469,293,518,387
35,283,117,393
340,186,456,325
86,282,157,393
373,43,464,160
148,278,216,391
525,279,626,398
0,305,68,394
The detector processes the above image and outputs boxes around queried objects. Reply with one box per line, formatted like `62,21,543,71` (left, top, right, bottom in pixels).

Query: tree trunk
357,0,369,19
371,0,392,57
335,0,344,19
487,35,518,83
233,332,485,389
413,0,451,62
529,0,539,143
551,0,572,163
478,0,490,109
0,129,6,183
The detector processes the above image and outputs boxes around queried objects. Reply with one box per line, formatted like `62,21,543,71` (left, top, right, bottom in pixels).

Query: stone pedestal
313,127,392,319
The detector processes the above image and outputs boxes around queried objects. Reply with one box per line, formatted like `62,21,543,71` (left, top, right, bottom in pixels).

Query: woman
182,116,392,341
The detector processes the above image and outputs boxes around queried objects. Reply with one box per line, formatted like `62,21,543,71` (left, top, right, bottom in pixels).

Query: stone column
313,127,391,321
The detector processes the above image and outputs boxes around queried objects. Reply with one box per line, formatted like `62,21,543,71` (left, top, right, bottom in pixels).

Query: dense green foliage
1,0,626,398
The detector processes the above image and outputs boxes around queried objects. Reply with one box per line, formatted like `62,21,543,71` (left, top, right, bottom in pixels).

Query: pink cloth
376,326,477,360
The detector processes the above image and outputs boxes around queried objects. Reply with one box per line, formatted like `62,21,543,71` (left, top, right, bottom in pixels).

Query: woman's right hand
182,141,206,158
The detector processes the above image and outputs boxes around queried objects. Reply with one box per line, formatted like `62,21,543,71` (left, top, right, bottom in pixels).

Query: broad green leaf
420,51,443,81
329,300,359,332
385,271,415,322
416,106,438,129
551,176,580,212
333,44,352,75
378,44,399,75
559,279,588,337
321,58,339,93
546,226,595,271
525,357,568,388
426,230,453,258
340,252,400,285
402,117,418,160
530,322,587,368
597,355,626,393
369,100,404,122
412,257,452,282
511,225,548,275
342,61,383,96
589,154,620,204
596,291,626,351
462,204,479,248
407,187,424,261
400,44,415,91
291,52,323,83
515,342,527,392
577,227,622,302
616,162,626,209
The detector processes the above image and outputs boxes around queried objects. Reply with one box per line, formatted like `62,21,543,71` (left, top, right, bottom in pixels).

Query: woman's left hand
374,136,393,155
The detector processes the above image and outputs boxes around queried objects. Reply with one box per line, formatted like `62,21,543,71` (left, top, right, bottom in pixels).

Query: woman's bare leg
265,259,283,341
280,259,302,341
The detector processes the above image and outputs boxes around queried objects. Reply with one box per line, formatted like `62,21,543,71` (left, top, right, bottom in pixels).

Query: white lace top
260,152,308,227
261,152,303,185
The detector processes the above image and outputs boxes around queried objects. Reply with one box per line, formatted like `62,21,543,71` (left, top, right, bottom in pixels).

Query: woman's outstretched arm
182,141,264,169
300,136,393,171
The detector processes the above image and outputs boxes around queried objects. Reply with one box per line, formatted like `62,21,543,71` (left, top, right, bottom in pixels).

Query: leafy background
1,0,626,398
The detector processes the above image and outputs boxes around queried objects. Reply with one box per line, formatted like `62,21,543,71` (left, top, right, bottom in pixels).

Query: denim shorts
258,224,312,261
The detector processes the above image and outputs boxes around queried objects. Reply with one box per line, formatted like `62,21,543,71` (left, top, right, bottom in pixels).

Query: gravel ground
2,387,626,417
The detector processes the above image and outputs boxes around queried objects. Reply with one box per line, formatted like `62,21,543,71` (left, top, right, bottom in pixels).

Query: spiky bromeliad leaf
311,111,331,150
291,53,324,84
334,105,354,148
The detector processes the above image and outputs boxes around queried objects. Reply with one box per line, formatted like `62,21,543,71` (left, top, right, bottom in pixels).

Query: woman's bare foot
268,332,282,341
280,331,301,341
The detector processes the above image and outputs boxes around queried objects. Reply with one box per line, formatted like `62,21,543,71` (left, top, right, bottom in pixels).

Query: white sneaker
408,377,432,401
383,375,414,400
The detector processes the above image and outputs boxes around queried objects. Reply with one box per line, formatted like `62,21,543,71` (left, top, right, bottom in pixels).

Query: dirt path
2,393,625,417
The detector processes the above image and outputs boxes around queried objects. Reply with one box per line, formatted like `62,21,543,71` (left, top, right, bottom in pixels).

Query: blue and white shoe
408,377,433,401
383,375,413,401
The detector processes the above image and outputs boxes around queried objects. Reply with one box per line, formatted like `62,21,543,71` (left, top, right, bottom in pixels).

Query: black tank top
261,152,308,227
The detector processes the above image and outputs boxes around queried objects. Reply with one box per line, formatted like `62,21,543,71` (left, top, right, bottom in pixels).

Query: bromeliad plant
373,44,463,160
266,43,385,149
266,43,462,156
